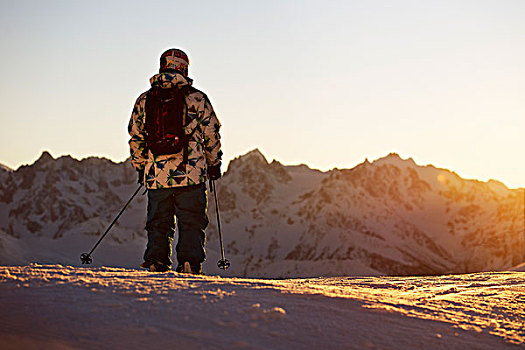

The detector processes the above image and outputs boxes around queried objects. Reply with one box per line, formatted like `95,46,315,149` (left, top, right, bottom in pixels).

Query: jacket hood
149,72,193,89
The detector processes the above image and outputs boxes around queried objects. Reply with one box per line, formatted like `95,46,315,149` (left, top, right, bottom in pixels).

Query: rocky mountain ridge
0,150,523,277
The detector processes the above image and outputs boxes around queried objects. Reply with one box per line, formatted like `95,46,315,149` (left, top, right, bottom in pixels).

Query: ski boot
176,261,203,275
140,260,171,272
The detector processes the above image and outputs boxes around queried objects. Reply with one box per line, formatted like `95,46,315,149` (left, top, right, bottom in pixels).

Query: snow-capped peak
371,152,417,168
226,148,268,173
35,150,55,164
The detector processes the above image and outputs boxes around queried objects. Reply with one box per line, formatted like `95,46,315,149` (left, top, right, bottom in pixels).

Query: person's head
159,48,189,76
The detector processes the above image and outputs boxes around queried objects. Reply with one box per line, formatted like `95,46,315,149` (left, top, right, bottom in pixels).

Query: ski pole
209,179,230,270
80,184,143,264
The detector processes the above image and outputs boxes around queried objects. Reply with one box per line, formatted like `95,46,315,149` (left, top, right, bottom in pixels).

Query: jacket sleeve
128,93,148,171
202,97,222,167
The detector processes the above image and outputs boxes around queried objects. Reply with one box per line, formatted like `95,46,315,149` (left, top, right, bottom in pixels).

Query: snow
1,264,523,349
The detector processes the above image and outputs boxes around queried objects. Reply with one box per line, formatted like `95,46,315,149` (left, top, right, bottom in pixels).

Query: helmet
159,49,190,76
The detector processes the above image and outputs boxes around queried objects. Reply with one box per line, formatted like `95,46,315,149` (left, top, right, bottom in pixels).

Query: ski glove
137,169,145,186
208,163,221,180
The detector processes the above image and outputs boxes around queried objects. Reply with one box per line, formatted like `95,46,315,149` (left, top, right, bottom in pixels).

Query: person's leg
173,183,209,272
144,188,177,267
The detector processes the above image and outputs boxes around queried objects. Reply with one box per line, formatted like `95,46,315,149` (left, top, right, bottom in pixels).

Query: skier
128,48,222,274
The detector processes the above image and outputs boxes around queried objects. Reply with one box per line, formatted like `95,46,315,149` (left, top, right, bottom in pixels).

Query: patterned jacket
128,72,222,189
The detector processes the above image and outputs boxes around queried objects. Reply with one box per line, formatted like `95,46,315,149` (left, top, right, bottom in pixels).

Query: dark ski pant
144,183,208,267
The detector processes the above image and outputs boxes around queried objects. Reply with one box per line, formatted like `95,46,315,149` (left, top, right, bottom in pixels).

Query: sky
1,0,524,187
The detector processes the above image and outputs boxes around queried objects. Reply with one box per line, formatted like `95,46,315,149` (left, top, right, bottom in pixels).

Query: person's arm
202,97,222,177
128,93,148,173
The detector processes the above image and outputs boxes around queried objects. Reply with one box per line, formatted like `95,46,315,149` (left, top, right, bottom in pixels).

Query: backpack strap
182,101,189,166
180,86,192,167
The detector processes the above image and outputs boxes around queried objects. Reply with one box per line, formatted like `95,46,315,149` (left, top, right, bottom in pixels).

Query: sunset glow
1,1,524,187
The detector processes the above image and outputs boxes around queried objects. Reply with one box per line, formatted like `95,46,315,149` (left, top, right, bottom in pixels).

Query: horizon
1,1,524,187
4,147,524,190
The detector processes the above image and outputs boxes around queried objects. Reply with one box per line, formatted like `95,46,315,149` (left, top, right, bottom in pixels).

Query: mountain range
1,150,523,277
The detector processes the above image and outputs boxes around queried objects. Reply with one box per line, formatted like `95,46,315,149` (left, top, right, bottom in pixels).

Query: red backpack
145,85,191,161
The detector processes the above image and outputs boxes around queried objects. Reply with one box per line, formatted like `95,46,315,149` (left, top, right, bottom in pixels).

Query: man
128,48,222,274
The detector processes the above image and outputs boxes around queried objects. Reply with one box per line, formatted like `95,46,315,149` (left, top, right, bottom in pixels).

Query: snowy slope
0,150,524,277
0,264,523,349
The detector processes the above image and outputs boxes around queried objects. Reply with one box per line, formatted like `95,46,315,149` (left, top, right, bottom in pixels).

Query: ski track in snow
0,265,524,349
